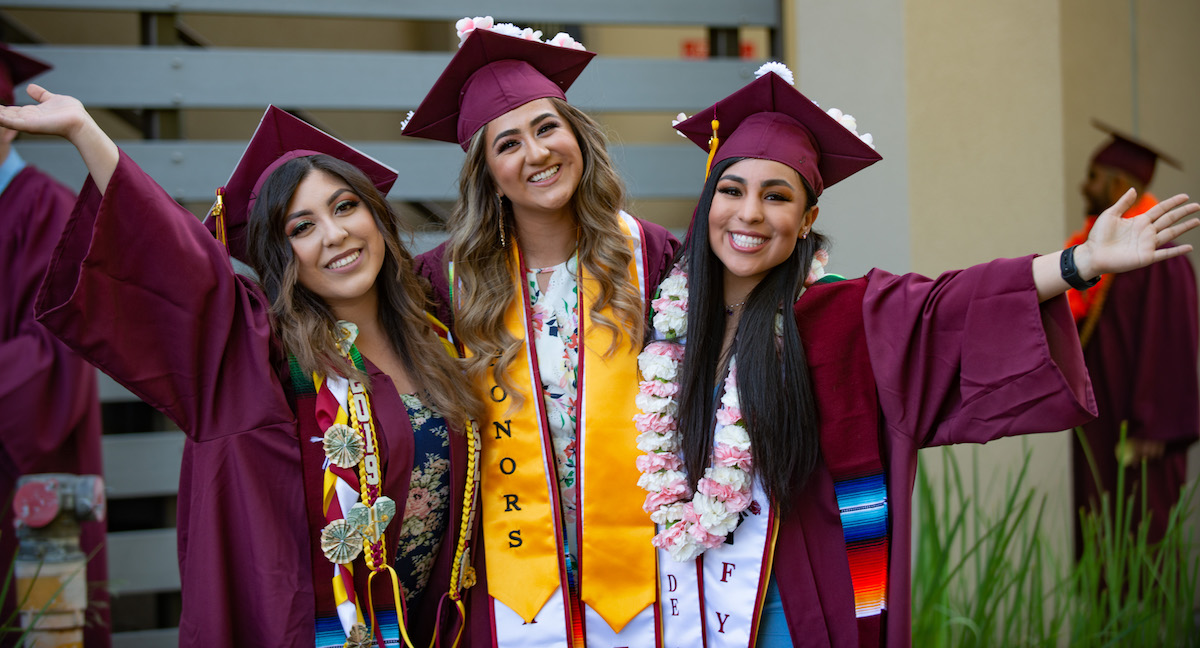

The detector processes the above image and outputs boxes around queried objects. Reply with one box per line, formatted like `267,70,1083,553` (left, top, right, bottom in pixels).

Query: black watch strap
1061,244,1100,290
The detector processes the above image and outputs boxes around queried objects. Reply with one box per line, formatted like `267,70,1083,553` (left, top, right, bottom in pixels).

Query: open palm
0,84,90,139
1084,189,1199,276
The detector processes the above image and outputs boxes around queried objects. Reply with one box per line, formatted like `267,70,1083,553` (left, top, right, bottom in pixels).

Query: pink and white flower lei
456,16,586,51
636,252,831,562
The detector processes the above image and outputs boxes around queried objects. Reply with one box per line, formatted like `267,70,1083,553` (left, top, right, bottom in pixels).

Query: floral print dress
394,392,452,607
527,255,582,581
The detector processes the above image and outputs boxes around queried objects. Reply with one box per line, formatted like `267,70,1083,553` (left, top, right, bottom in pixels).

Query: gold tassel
704,118,721,181
211,187,228,249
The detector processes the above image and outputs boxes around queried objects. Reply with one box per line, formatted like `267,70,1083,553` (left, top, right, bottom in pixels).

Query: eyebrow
717,174,794,191
286,187,354,221
491,112,558,147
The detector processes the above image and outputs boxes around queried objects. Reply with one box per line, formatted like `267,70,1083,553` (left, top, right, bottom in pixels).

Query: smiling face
483,97,584,223
708,158,818,304
284,169,386,316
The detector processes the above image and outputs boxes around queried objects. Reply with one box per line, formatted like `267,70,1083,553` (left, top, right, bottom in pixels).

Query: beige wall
904,0,1076,548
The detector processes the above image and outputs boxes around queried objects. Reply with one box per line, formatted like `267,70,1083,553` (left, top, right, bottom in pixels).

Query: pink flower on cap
455,16,494,44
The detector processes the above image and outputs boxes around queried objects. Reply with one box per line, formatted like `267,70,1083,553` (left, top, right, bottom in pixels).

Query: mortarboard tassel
704,118,720,181
212,187,228,249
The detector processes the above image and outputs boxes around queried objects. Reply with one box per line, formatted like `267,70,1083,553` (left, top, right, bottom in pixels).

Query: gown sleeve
0,168,100,470
862,255,1096,448
35,151,293,440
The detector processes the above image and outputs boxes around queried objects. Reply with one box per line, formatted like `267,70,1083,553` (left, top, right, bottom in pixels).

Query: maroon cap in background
0,44,52,106
1090,119,1181,187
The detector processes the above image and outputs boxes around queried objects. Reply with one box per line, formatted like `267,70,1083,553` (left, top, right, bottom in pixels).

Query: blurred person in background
0,44,108,648
1068,122,1199,553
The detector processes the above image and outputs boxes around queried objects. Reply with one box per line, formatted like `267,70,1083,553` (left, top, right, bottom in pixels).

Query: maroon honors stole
472,212,659,647
657,278,889,647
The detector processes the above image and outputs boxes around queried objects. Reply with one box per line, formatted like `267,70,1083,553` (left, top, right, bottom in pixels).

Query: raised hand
0,84,119,193
1075,190,1200,278
0,84,92,139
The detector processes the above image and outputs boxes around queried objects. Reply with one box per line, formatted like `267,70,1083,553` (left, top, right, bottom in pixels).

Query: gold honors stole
471,213,658,646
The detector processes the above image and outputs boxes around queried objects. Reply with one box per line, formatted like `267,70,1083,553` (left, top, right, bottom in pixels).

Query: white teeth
327,250,361,269
529,165,559,182
731,233,767,248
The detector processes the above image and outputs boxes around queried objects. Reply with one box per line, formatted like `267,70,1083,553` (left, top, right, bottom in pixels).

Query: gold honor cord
427,312,480,648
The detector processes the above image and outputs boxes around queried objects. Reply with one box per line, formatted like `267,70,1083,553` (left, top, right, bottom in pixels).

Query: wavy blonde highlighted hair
446,97,644,407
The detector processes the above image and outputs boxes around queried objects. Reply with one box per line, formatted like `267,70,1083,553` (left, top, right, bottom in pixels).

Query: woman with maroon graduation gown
635,64,1200,647
403,18,678,647
0,45,108,648
0,88,485,648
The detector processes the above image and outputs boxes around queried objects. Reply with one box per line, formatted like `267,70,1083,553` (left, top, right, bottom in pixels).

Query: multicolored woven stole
799,276,888,646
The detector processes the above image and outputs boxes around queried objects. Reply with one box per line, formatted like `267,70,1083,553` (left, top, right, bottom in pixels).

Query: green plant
912,439,1199,647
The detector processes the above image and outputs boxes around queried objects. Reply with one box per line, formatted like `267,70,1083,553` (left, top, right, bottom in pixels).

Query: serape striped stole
800,276,889,647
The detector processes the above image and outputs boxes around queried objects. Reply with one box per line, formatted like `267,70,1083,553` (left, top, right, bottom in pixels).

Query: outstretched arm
1033,190,1199,302
0,84,118,193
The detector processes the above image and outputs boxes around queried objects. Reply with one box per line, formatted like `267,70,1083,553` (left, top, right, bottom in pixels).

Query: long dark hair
245,154,483,429
676,156,824,517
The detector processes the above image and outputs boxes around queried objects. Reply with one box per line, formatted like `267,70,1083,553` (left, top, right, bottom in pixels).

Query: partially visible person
1069,122,1198,552
0,87,484,647
0,45,108,648
405,18,678,647
639,63,1198,647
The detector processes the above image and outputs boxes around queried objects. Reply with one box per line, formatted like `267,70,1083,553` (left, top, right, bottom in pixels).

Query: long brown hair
445,97,644,406
676,156,823,516
246,154,483,428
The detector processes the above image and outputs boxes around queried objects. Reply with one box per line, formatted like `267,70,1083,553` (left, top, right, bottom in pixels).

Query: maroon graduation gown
34,152,471,647
1072,253,1199,548
414,223,680,645
775,256,1095,647
0,164,108,648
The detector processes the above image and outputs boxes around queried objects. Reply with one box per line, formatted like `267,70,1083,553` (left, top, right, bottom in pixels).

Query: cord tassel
212,187,228,248
704,118,721,180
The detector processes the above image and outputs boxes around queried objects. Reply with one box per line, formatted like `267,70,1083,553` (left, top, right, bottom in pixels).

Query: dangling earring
496,193,506,248
800,228,808,240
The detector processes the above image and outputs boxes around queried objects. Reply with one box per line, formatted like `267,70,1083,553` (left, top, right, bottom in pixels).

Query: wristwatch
1060,244,1100,290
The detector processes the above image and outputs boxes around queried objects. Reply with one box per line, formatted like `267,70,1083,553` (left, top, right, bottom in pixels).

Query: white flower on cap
455,16,587,51
754,61,795,86
824,107,875,150
548,32,587,51
670,112,690,138
490,22,524,38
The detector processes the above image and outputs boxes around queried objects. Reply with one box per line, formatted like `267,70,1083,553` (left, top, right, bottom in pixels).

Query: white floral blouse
526,255,581,577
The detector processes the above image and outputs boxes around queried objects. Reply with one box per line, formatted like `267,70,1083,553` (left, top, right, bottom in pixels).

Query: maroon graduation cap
0,44,52,106
202,106,397,262
402,27,595,150
1089,119,1181,187
673,71,881,197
